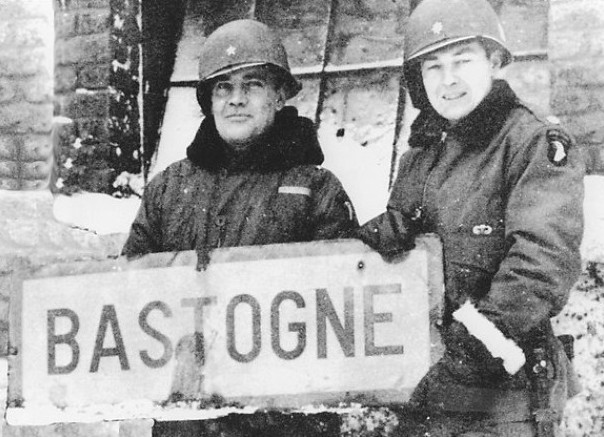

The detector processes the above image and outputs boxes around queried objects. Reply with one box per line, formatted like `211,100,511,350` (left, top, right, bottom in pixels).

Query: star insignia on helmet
432,22,443,35
226,45,236,56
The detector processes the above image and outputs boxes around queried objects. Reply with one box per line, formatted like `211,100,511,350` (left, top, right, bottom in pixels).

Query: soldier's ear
489,49,504,71
275,87,286,110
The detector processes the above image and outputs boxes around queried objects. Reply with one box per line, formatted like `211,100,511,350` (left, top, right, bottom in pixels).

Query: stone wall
550,0,604,173
0,0,126,388
0,4,140,432
0,0,54,191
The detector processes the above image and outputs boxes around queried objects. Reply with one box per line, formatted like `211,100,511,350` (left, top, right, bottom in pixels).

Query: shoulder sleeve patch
546,129,571,167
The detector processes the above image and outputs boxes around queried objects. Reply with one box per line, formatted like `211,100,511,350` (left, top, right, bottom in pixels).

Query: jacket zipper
216,216,226,248
417,131,448,227
195,169,230,270
214,168,228,248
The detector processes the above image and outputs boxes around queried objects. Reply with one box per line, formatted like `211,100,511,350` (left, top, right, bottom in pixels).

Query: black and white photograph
0,0,603,436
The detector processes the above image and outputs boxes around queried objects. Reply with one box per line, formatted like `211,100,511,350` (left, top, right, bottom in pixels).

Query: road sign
8,237,443,425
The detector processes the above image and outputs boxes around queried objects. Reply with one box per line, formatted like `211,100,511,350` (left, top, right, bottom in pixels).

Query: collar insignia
472,224,493,235
226,45,236,56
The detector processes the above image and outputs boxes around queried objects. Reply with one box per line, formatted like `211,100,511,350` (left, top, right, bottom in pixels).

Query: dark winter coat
359,80,584,419
122,107,358,258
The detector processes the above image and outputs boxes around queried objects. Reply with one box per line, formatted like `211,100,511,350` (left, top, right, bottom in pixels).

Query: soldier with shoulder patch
357,0,584,435
123,19,358,262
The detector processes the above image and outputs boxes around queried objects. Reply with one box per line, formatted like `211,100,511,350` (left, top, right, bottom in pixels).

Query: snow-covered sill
6,402,370,426
53,192,141,236
6,403,257,426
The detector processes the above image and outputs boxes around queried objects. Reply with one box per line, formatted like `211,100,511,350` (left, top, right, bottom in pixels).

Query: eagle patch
546,129,570,167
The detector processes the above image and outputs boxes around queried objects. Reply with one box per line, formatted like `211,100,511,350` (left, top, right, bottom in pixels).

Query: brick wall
54,0,112,120
550,0,604,173
54,0,142,195
53,0,113,193
0,0,54,190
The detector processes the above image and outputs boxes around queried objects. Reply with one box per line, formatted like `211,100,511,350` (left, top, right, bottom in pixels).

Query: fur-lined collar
408,80,521,149
186,106,324,173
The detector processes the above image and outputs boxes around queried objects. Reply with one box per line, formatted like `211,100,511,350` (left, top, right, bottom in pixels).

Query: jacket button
215,216,226,227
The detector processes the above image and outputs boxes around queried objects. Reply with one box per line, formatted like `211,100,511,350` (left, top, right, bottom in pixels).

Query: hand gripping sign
7,237,443,425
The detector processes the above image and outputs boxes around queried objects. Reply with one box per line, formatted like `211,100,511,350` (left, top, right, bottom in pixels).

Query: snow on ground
581,175,604,263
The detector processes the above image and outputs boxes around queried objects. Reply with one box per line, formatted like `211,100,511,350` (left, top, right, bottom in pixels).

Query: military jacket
359,81,584,415
123,107,357,257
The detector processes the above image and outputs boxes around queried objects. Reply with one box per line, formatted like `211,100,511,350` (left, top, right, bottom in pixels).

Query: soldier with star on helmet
358,0,584,435
122,19,358,261
125,18,357,437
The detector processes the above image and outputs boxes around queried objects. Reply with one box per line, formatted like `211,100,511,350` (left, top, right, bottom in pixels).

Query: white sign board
8,237,443,425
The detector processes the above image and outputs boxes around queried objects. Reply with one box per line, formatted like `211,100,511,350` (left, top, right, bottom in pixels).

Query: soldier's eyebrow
212,74,230,82
242,69,271,81
423,44,479,62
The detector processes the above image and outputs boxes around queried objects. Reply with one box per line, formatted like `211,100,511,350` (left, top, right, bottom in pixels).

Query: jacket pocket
263,189,312,243
444,231,507,302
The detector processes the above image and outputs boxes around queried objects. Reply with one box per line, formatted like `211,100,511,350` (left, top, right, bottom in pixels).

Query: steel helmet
403,0,512,109
196,19,301,114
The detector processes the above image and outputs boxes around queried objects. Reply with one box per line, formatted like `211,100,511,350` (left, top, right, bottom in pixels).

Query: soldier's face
211,66,285,150
420,40,500,123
